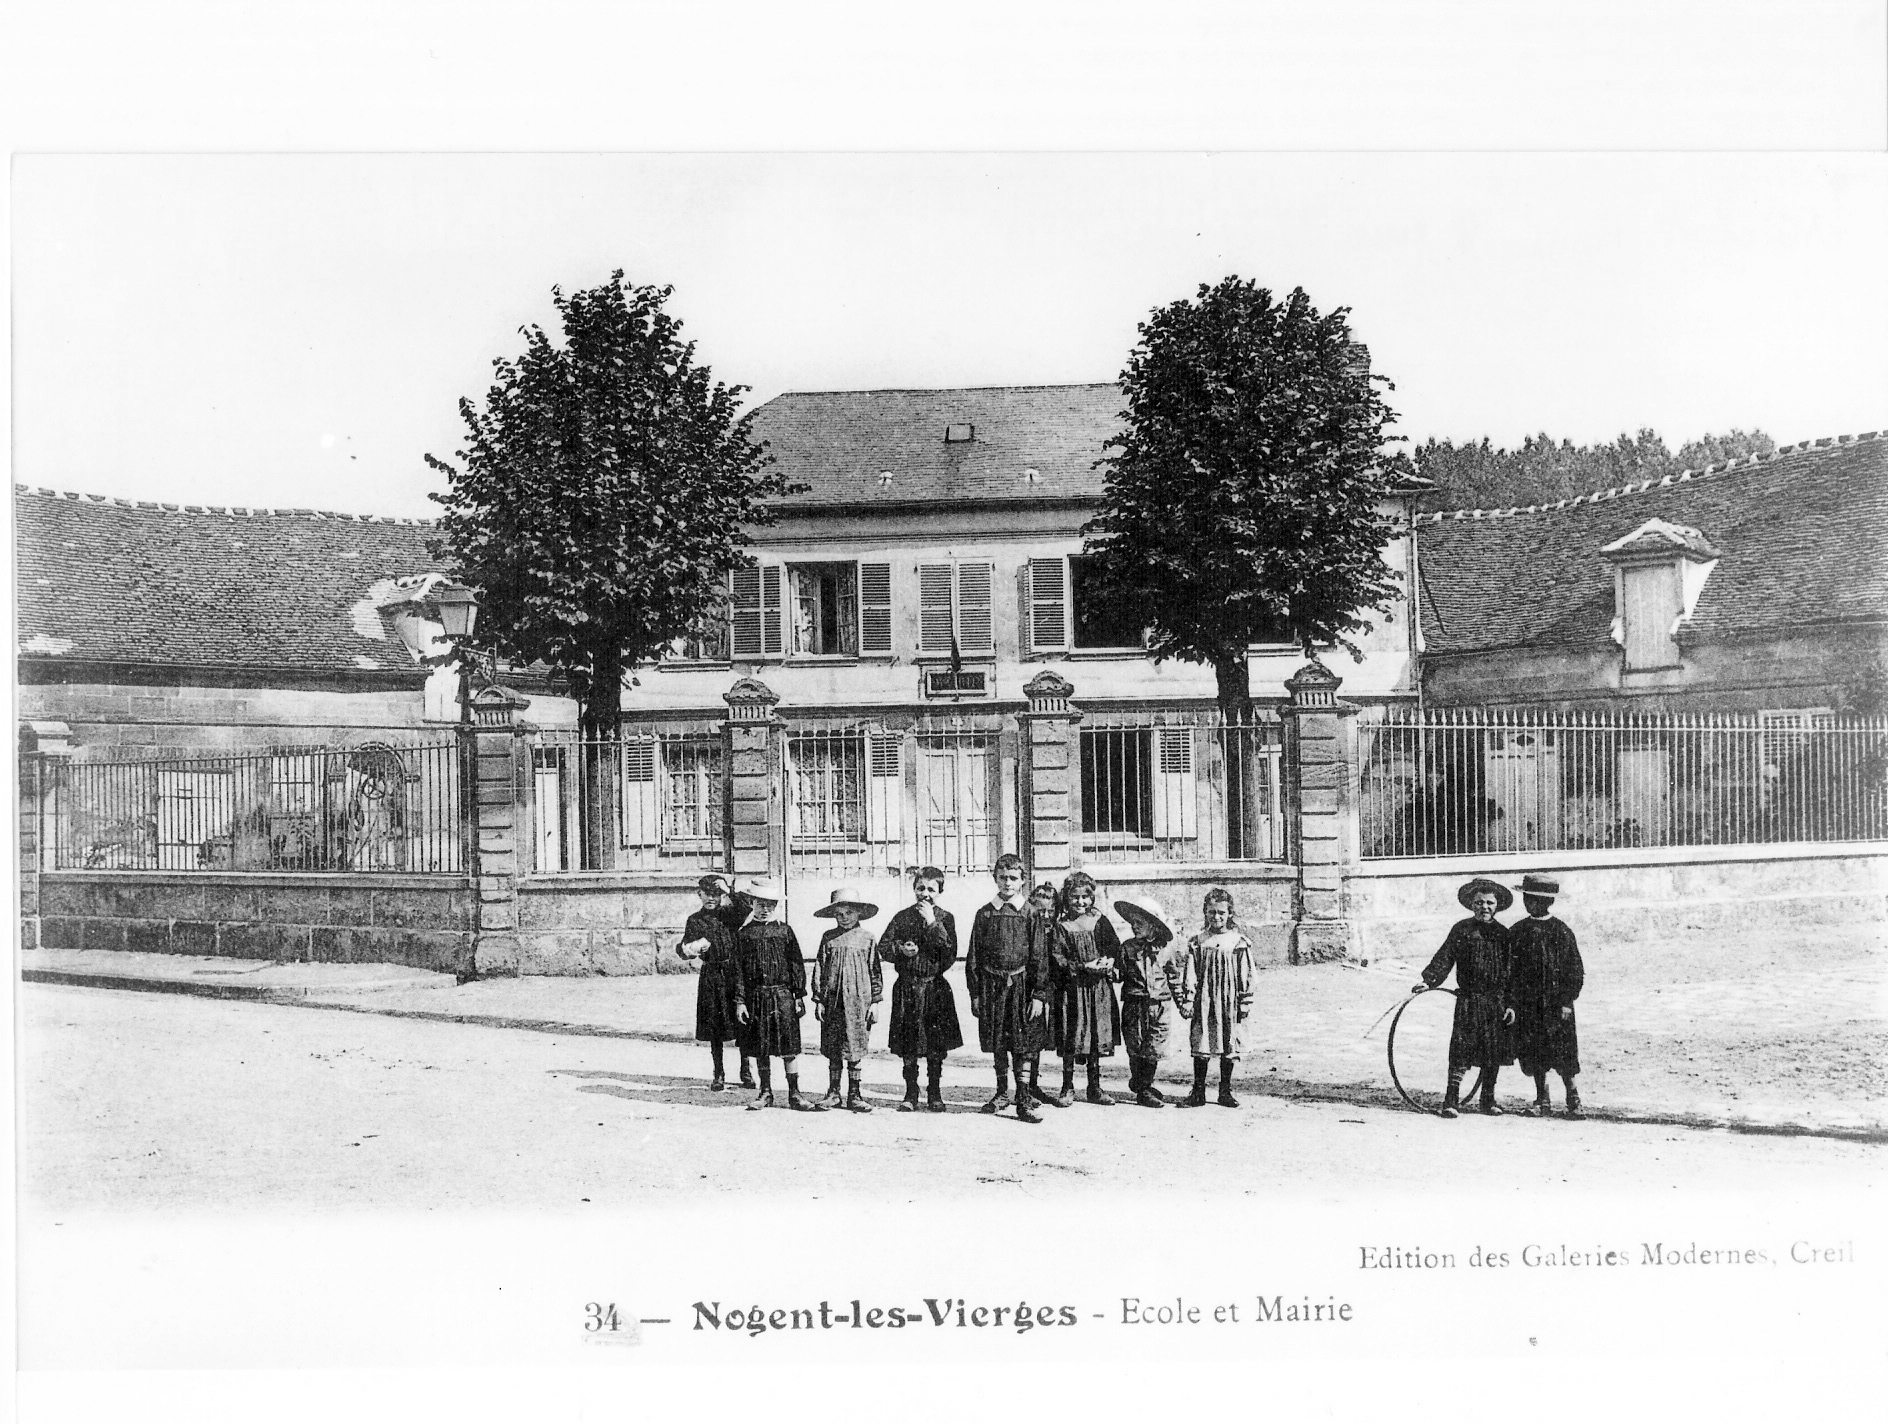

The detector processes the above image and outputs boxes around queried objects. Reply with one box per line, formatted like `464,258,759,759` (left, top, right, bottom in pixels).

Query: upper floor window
720,561,894,662
917,561,995,657
1024,555,1146,653
789,562,858,656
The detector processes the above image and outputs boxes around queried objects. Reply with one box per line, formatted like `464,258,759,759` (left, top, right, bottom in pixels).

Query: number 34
584,1302,622,1333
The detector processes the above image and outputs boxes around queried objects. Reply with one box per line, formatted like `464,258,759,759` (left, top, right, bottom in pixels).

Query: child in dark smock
810,886,883,1113
1415,875,1517,1118
674,872,754,1092
963,853,1049,1124
880,866,964,1113
730,879,812,1112
1020,880,1062,1108
1115,895,1186,1108
1047,870,1123,1107
1507,873,1586,1119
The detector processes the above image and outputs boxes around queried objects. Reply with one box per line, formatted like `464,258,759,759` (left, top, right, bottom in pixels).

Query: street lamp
432,582,481,727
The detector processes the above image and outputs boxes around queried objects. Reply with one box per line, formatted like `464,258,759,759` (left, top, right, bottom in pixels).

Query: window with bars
789,735,865,839
663,739,725,842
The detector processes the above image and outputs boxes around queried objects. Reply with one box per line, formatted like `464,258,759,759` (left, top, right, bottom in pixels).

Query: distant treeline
1409,428,1776,513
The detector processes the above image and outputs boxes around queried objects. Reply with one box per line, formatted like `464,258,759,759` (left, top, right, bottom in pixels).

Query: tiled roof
1416,433,1888,656
14,487,444,673
751,384,1125,507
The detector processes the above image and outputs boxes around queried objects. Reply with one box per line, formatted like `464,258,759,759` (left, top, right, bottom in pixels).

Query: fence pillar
1282,659,1359,964
18,720,73,952
722,677,784,884
1019,671,1081,875
468,685,532,980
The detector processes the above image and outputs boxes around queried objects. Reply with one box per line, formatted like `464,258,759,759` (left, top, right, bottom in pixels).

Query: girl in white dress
1179,887,1256,1108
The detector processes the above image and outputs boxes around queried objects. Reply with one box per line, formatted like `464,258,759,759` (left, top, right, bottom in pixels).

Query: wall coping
1350,839,1888,879
520,872,707,893
40,870,470,891
1083,861,1299,884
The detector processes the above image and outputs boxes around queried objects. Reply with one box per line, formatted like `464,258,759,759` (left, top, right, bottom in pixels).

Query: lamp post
432,582,481,893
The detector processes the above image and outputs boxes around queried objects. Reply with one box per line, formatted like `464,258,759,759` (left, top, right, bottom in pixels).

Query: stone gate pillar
1019,671,1081,876
722,677,783,884
18,720,73,953
1281,659,1359,964
469,685,532,980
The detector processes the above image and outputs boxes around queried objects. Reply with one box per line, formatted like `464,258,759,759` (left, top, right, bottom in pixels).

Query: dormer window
1599,519,1721,673
944,423,974,443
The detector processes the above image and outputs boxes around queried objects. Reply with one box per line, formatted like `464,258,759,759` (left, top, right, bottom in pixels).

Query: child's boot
926,1058,947,1113
738,1056,757,1090
1477,1067,1504,1116
1439,1067,1464,1119
709,1042,727,1093
1053,1059,1077,1109
785,1069,814,1112
1180,1056,1209,1108
845,1066,873,1113
747,1061,774,1111
1134,1057,1164,1108
1216,1056,1239,1108
1563,1080,1586,1120
1026,1054,1054,1106
897,1060,921,1112
981,1058,1013,1114
1520,1073,1550,1117
1014,1057,1043,1122
1085,1058,1115,1106
814,1062,844,1112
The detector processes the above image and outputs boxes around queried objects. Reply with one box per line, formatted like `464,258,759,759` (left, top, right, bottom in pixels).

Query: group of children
677,853,1257,1119
1414,872,1587,1119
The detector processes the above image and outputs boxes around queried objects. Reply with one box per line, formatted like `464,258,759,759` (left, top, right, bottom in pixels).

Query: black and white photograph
6,7,1887,1422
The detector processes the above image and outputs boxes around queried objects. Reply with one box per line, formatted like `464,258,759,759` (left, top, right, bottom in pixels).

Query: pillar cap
470,684,531,726
1020,670,1078,720
1281,657,1358,715
722,676,781,722
19,720,73,755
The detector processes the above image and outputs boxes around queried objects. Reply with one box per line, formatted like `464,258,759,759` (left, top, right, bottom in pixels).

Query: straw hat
812,885,879,920
736,877,786,905
1516,873,1561,900
1456,877,1514,912
1114,895,1176,943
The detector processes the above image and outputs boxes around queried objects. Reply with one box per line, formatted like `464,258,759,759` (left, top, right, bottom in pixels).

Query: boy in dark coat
1115,895,1186,1108
730,879,813,1112
963,853,1049,1124
674,872,754,1092
1414,876,1516,1118
880,865,965,1113
1507,872,1586,1119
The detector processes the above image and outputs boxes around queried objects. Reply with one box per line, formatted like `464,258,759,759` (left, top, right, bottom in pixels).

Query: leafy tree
1082,277,1405,713
1412,428,1775,512
427,272,796,868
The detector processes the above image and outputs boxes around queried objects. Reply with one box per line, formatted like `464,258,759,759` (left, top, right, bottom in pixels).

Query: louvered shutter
1025,557,1068,652
760,565,784,656
865,733,903,842
918,564,955,652
956,562,994,654
620,738,660,846
730,566,763,659
859,562,893,654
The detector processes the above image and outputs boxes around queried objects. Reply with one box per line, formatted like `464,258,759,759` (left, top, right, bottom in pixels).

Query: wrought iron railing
1360,707,1888,859
48,741,465,873
530,729,728,873
1078,708,1287,864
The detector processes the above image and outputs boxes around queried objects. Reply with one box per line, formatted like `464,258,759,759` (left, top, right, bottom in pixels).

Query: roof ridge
766,382,1120,398
1411,429,1884,525
13,482,439,526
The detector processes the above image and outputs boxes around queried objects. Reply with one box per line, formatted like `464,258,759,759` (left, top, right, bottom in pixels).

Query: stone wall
1348,844,1888,961
37,871,475,973
1086,863,1299,964
516,874,703,976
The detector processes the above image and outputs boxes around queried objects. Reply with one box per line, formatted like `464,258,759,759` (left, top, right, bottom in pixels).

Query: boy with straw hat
1115,895,1188,1108
1414,876,1516,1118
1507,872,1586,1119
810,886,884,1113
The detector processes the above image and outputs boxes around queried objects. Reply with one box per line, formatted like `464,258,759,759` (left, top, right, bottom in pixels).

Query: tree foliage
426,272,797,738
1081,277,1405,708
1412,427,1775,513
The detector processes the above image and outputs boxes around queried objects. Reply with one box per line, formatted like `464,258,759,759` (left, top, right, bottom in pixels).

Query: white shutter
1025,557,1069,652
859,562,893,654
918,564,955,653
730,566,763,659
620,738,660,847
865,733,904,843
1149,728,1199,840
956,562,994,654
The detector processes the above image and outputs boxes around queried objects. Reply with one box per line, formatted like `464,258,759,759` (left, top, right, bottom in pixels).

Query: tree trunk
1215,655,1265,859
579,646,623,872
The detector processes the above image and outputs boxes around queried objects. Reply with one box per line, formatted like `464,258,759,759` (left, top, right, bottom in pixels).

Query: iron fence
531,729,728,873
1360,707,1888,859
1078,708,1287,864
48,741,464,873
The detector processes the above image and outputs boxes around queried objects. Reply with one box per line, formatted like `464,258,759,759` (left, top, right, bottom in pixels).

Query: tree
427,272,797,868
1411,427,1775,512
1082,277,1405,713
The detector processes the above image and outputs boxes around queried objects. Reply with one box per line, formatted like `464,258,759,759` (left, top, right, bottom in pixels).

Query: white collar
991,893,1028,911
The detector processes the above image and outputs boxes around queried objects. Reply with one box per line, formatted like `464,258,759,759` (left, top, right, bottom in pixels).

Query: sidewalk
21,926,1888,1140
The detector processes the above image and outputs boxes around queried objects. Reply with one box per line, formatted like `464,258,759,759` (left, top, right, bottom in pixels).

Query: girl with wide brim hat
1455,877,1513,913
812,885,880,920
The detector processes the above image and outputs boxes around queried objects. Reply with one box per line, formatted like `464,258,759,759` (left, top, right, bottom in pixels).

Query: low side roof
15,489,443,673
1416,433,1888,656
